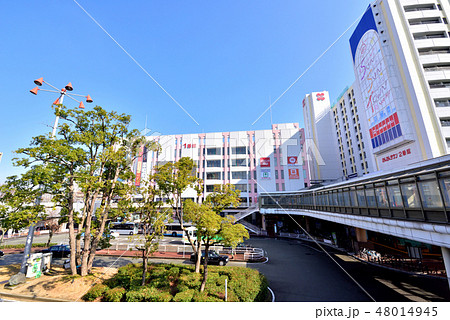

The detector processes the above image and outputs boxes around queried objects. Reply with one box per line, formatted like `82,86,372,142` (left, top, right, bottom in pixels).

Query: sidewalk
1,247,247,262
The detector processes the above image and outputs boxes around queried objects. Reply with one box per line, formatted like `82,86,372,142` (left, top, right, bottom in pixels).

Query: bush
0,243,56,249
104,287,126,302
83,283,109,301
172,289,195,302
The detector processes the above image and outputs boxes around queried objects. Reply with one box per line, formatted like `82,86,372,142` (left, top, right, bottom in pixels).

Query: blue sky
0,0,370,182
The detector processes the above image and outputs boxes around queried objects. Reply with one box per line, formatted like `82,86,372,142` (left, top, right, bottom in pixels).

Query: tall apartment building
303,91,341,184
331,84,377,179
133,123,307,207
349,0,450,171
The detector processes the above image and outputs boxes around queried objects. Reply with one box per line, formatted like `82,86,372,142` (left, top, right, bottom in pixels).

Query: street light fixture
15,78,94,279
29,77,93,138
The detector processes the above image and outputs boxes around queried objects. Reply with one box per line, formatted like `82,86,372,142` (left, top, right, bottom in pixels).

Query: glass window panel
365,188,376,207
356,189,366,207
387,185,403,207
343,191,350,206
375,187,389,208
337,191,344,206
400,183,420,208
349,190,358,206
418,180,443,208
332,192,338,206
439,178,450,207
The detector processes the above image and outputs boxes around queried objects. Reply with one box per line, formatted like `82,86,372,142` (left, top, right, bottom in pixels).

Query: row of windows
404,3,442,12
200,170,258,180
418,46,450,56
205,183,257,193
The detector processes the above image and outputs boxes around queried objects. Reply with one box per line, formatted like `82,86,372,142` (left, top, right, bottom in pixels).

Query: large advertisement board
350,7,402,150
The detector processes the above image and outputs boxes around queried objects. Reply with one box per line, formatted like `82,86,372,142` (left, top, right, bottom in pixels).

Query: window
254,184,257,193
404,4,435,12
400,182,420,208
231,171,247,179
418,47,450,55
441,119,450,127
275,170,279,179
206,147,221,155
429,80,450,88
231,146,247,155
423,63,450,71
206,185,217,192
446,138,450,148
387,184,403,207
282,183,285,191
435,99,450,107
207,160,222,167
409,17,441,25
206,172,221,180
417,175,443,208
231,158,247,167
234,184,247,192
281,170,284,179
413,32,447,40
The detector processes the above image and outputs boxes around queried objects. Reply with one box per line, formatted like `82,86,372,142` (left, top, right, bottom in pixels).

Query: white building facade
331,84,377,179
133,123,308,206
349,0,450,171
303,91,341,184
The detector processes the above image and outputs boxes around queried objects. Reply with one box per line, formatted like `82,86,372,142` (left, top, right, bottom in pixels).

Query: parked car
41,245,70,258
0,250,4,257
190,250,229,266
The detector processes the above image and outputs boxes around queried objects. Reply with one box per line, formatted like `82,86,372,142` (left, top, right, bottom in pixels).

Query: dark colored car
0,250,4,257
190,250,229,266
41,245,70,258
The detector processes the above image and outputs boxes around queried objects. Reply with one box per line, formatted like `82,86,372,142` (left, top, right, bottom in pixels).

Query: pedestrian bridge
259,155,450,282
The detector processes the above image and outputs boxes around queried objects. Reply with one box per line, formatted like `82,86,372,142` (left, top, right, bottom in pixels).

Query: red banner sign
260,157,270,167
287,156,298,165
288,168,299,179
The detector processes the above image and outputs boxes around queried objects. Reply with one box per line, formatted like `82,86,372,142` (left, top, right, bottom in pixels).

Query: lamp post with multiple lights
17,78,93,276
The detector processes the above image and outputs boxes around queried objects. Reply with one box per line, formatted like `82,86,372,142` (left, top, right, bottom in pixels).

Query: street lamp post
15,78,93,279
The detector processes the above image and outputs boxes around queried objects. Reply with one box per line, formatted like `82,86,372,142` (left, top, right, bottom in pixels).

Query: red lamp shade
86,95,93,103
53,97,60,105
30,87,39,95
78,101,85,109
34,77,43,86
65,82,73,91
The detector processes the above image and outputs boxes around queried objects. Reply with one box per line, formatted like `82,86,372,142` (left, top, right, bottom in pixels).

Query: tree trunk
46,230,53,247
195,241,202,273
200,242,210,292
67,177,77,275
87,167,120,273
141,249,148,286
80,191,99,276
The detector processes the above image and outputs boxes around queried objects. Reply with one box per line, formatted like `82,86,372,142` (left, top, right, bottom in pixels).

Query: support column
261,214,266,231
441,247,450,289
304,216,311,233
355,228,368,242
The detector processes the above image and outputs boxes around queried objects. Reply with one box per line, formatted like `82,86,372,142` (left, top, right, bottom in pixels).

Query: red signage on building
316,92,325,101
288,168,299,179
260,157,270,167
287,156,298,165
381,147,411,163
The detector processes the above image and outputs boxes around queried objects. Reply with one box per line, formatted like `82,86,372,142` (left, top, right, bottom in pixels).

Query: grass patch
83,263,268,302
0,243,56,249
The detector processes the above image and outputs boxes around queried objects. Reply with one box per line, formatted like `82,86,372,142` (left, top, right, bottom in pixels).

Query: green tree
130,178,171,286
184,184,249,292
14,104,146,276
0,167,49,244
153,157,201,262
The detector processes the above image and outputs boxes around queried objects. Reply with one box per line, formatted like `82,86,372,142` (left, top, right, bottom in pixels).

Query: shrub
104,287,126,302
178,272,201,290
167,266,180,279
82,283,109,301
172,289,195,302
192,291,223,302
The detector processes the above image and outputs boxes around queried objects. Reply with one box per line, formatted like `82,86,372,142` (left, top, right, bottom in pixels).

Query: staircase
233,204,258,221
239,220,266,236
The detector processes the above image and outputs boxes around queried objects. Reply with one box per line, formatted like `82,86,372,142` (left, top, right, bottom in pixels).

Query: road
245,237,450,302
2,234,449,302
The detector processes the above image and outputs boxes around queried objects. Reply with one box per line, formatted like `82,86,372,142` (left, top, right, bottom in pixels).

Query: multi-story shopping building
302,91,341,184
349,0,450,171
133,123,307,207
331,84,377,179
